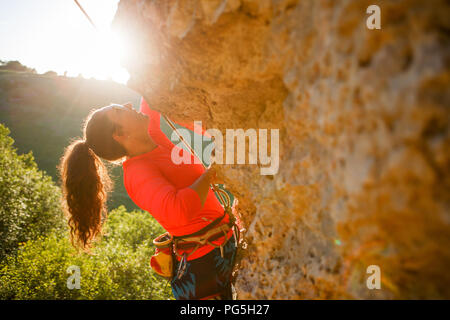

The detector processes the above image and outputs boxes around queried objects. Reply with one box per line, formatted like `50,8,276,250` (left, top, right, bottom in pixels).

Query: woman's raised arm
126,162,216,228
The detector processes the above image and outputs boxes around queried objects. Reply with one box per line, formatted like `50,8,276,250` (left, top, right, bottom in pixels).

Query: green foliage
0,206,173,300
0,74,177,299
0,124,64,261
0,125,173,299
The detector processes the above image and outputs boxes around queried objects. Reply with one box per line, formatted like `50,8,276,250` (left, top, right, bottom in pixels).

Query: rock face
113,0,450,299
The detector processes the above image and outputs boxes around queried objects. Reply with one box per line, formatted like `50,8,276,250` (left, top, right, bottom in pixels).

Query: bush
0,124,64,261
43,71,57,77
0,124,173,299
0,206,173,300
0,61,35,73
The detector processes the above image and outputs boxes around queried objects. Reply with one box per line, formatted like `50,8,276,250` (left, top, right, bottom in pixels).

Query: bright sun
12,1,130,84
78,28,130,84
1,1,132,84
66,1,130,84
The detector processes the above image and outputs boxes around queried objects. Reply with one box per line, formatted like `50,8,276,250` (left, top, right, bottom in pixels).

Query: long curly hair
58,106,127,251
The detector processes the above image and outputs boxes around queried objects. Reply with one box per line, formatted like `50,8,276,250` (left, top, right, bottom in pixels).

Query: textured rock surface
113,0,450,299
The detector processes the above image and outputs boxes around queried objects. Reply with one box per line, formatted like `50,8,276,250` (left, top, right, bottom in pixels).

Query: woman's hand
189,162,223,208
206,162,225,185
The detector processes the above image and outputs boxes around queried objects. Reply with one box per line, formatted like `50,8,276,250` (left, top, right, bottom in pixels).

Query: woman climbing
59,98,239,300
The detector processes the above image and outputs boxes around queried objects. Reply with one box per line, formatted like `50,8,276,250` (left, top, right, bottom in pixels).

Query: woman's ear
112,131,122,144
112,125,127,143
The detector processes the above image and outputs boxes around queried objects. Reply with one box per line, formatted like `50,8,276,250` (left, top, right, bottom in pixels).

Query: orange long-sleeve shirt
122,98,232,261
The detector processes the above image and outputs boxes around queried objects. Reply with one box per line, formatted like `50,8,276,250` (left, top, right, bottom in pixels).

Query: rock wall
113,0,450,299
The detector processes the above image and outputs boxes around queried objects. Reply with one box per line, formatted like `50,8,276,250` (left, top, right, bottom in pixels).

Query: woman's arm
127,163,218,226
188,166,217,207
128,168,200,226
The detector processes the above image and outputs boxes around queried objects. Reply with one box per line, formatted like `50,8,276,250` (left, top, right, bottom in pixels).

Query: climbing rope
73,0,97,29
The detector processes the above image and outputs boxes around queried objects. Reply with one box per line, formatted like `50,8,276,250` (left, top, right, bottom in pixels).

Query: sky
0,0,129,84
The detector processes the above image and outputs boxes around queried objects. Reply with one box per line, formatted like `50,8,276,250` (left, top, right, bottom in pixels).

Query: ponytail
59,139,112,251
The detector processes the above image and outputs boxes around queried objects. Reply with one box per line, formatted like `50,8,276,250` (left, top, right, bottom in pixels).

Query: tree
0,206,173,300
43,71,58,77
0,124,64,261
0,60,36,73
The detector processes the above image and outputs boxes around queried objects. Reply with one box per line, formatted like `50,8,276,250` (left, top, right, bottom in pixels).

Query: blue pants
171,235,237,300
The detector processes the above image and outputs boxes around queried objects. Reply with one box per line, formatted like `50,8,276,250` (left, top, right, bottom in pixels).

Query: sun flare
0,0,130,84
76,28,130,84
66,1,130,84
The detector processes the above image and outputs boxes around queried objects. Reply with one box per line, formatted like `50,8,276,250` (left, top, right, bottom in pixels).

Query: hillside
0,70,141,211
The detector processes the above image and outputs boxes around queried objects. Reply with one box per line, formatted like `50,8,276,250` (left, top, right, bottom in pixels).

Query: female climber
58,98,238,300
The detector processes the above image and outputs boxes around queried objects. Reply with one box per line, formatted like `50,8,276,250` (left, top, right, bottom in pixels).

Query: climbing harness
171,188,237,280
150,190,236,280
150,180,240,280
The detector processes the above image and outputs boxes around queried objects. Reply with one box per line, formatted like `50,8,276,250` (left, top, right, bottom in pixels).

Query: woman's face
105,103,149,144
